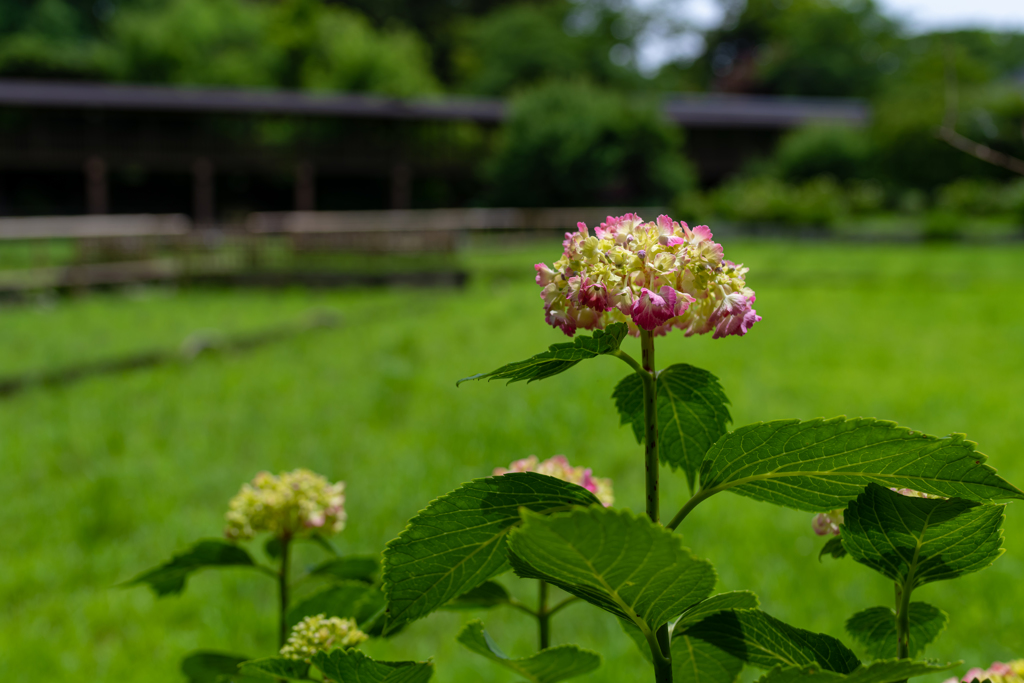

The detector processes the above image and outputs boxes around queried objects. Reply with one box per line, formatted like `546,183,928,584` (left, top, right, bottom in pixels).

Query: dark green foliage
683,609,860,674
285,581,386,634
755,660,956,683
457,620,601,682
238,657,310,681
381,472,600,629
613,363,732,492
671,635,745,683
485,81,694,207
458,323,628,385
845,603,948,659
181,651,262,683
819,537,847,562
443,581,512,610
842,484,1006,589
309,555,379,583
123,539,257,597
312,648,434,683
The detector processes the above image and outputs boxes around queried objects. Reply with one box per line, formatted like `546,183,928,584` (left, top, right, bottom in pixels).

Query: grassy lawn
1,237,1023,683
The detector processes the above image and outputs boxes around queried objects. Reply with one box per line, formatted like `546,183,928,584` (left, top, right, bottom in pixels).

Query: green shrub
485,81,694,207
709,174,847,227
935,178,1009,216
922,210,964,241
774,124,874,182
846,180,887,214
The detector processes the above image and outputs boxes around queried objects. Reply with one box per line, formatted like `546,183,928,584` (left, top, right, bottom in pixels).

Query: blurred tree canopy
692,0,901,97
2,0,1024,199
485,80,694,206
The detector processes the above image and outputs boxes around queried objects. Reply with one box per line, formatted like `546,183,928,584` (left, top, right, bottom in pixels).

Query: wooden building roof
0,79,868,129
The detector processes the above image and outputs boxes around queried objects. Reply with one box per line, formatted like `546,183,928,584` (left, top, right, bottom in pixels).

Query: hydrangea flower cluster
944,660,1024,683
224,469,346,541
812,488,939,536
535,213,759,338
279,614,368,661
494,455,614,507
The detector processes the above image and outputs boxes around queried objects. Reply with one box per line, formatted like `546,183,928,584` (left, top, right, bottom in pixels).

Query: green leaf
819,537,846,562
123,540,258,597
755,659,956,683
310,534,340,556
312,648,433,683
673,635,744,683
264,537,283,560
382,472,601,630
457,620,601,683
443,580,511,610
842,484,1006,589
456,323,628,386
625,592,760,664
612,371,645,441
845,603,948,660
180,651,264,683
286,581,386,635
675,591,761,632
238,657,311,681
615,365,732,493
310,556,379,583
696,418,1024,513
507,506,717,639
683,609,860,674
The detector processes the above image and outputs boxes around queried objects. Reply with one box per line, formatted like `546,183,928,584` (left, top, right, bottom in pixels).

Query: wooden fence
0,208,663,293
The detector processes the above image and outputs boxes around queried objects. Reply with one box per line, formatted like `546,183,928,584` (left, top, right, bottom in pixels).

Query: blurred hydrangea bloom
225,469,346,540
812,488,939,536
812,509,844,536
944,660,1024,683
279,614,368,661
494,455,614,507
535,213,759,337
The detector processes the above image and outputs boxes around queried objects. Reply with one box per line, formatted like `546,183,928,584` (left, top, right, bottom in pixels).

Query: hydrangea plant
126,214,1021,683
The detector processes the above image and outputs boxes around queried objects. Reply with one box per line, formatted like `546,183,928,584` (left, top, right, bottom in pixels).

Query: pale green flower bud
224,469,346,541
279,614,368,662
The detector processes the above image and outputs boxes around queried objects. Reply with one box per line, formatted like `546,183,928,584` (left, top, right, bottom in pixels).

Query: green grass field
1,238,1023,683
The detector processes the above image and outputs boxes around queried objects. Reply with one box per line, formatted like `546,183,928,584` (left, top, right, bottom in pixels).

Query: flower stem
538,580,551,650
278,535,291,648
639,329,659,524
639,329,671,681
895,581,911,659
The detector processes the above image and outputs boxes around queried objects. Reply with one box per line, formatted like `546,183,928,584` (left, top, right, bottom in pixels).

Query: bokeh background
1,1,1024,683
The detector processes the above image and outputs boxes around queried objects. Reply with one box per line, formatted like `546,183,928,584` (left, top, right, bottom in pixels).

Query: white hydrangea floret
225,469,346,541
279,614,368,662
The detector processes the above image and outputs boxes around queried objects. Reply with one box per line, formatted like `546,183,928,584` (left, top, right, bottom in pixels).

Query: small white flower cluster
279,614,368,662
225,469,345,541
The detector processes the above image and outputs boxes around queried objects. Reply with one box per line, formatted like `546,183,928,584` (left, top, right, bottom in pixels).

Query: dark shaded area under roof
0,80,870,219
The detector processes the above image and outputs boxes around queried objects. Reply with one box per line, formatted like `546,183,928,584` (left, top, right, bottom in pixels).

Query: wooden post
390,161,412,210
192,157,215,227
295,161,316,211
84,156,108,215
